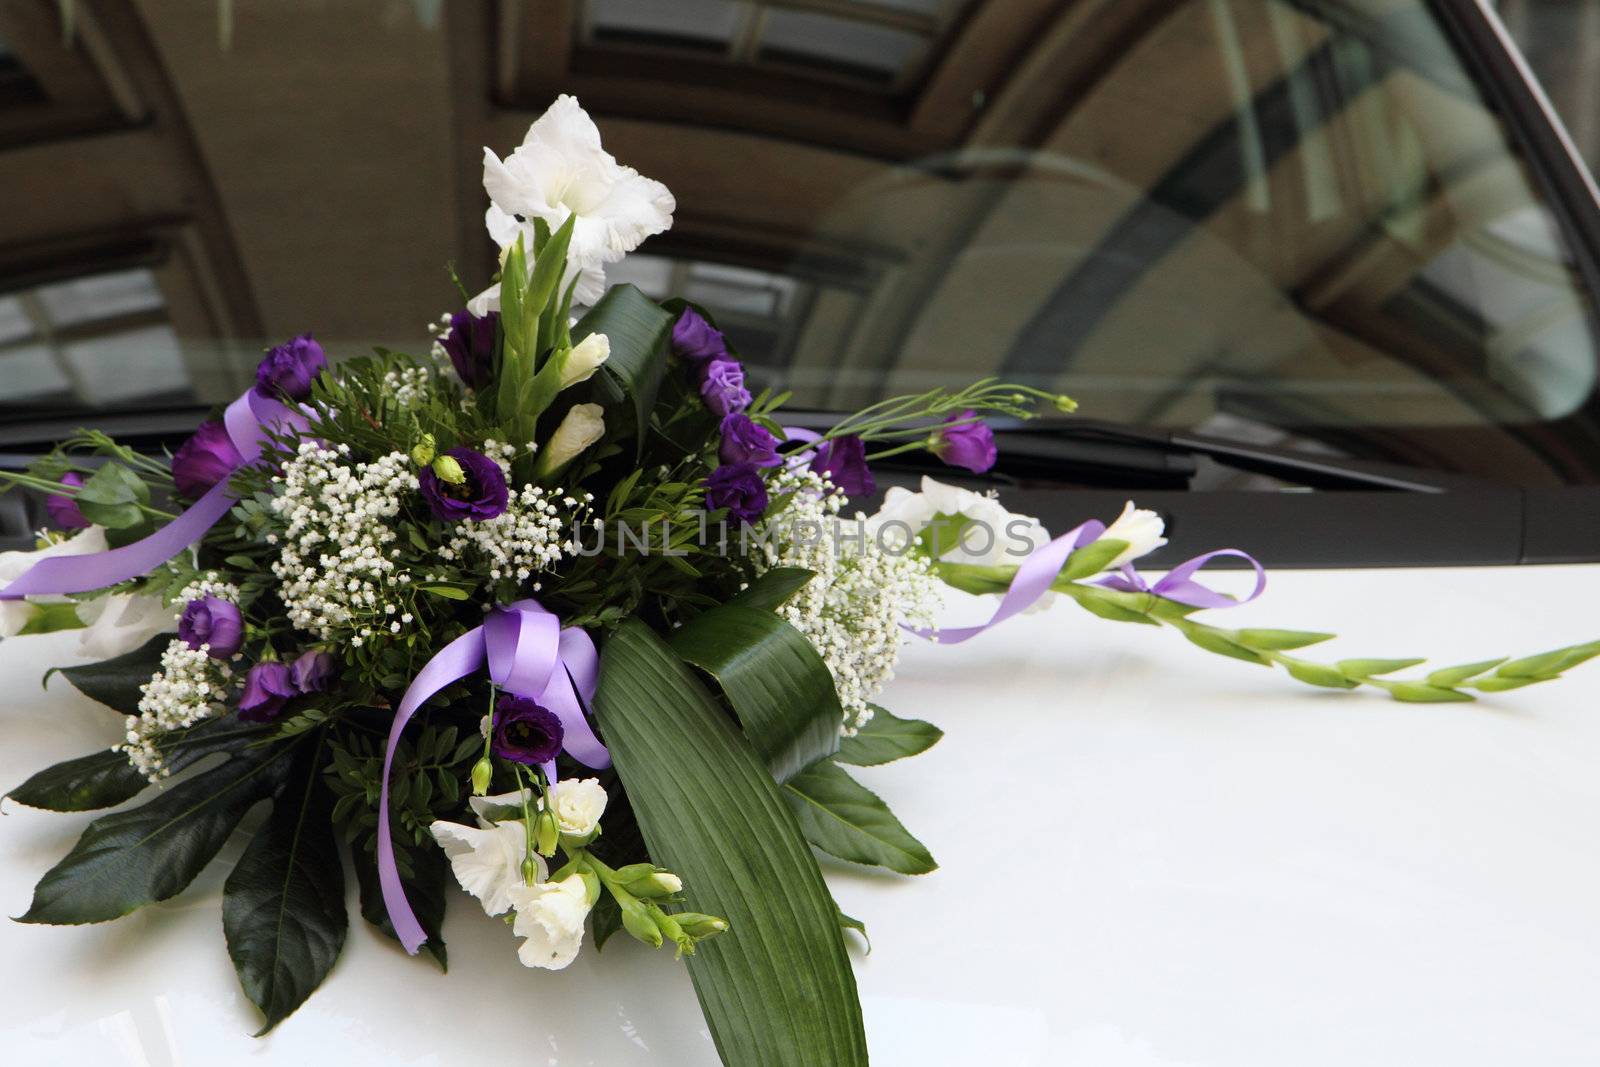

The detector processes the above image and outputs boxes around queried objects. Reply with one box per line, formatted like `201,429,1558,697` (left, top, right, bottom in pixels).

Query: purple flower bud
812,435,875,497
717,413,781,468
238,661,296,722
704,463,769,525
254,333,328,400
179,596,244,659
671,307,726,362
492,695,565,766
699,358,750,418
290,649,337,693
417,447,509,522
440,309,498,389
931,410,997,474
45,472,90,530
171,420,244,500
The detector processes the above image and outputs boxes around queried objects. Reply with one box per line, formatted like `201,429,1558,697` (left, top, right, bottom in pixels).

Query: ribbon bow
909,521,1266,645
377,598,609,955
0,389,308,600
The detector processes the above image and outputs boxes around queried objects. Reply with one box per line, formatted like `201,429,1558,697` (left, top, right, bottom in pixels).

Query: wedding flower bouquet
3,97,1596,1064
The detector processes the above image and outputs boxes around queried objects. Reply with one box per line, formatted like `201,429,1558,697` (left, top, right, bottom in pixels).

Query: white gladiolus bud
534,404,605,477
1099,501,1168,568
557,333,610,389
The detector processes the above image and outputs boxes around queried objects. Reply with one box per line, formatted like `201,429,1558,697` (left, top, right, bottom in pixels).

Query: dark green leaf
223,736,347,1034
73,463,150,529
669,603,841,783
46,633,169,715
727,567,814,612
592,619,867,1067
8,719,269,812
352,827,449,970
578,285,673,459
834,705,942,767
784,760,936,875
18,745,294,924
837,908,870,953
590,893,623,952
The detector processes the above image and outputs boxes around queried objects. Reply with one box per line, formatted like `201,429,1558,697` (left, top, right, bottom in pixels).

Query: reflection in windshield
0,0,1597,485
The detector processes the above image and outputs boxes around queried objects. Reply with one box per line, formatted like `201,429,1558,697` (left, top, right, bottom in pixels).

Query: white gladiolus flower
430,819,543,917
468,787,532,826
558,333,610,389
509,873,593,970
867,476,1049,566
481,95,674,306
1099,501,1168,568
534,404,605,476
75,593,177,659
0,526,109,637
542,777,607,837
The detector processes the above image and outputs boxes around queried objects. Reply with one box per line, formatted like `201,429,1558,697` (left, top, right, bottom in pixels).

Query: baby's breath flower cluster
120,638,232,781
757,470,942,735
269,442,417,643
175,572,242,606
380,365,434,408
438,483,590,585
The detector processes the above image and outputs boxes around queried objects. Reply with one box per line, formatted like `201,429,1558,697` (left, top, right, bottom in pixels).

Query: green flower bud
469,756,493,796
410,433,436,467
520,856,541,886
1054,393,1078,413
648,903,691,956
620,900,663,948
432,454,466,485
534,808,559,857
622,870,683,899
673,913,730,940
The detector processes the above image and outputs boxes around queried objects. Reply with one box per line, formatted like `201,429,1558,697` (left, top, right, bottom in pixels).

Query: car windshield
3,0,1599,487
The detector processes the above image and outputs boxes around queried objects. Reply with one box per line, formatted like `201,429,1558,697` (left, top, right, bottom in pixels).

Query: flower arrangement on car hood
2,97,1596,1064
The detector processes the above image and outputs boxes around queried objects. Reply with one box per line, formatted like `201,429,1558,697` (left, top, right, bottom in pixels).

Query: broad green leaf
728,567,814,612
352,832,449,970
590,892,623,952
578,285,673,459
73,463,150,529
1336,658,1425,679
8,719,269,812
45,633,169,714
834,705,942,767
223,735,347,1034
1234,628,1336,651
1426,658,1507,687
670,603,842,783
784,760,936,875
591,619,867,1067
18,744,294,924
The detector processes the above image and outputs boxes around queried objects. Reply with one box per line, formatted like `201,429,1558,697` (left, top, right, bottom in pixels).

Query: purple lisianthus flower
171,420,244,500
179,596,244,659
699,358,751,418
812,435,876,497
718,413,781,468
704,463,769,524
238,661,296,722
492,695,565,766
45,472,90,530
672,307,726,363
418,447,509,522
290,649,337,693
440,309,498,389
254,333,328,400
932,410,997,474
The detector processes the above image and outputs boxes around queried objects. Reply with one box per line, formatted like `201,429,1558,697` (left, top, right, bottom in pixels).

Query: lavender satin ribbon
377,598,609,954
911,526,1266,645
0,391,308,600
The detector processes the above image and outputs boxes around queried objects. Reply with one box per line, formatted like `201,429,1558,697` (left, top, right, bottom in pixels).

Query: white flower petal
429,819,539,916
509,874,591,970
76,593,177,659
1100,501,1167,568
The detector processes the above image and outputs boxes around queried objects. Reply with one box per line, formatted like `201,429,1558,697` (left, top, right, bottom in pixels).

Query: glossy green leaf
591,619,867,1067
784,760,936,875
834,705,942,767
577,285,672,458
223,735,347,1034
45,633,169,714
352,832,449,970
727,567,814,612
18,745,294,924
8,719,269,812
670,603,841,783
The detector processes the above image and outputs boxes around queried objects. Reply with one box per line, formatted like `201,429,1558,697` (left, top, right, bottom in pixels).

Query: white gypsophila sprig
175,572,242,606
120,637,232,780
437,481,592,586
380,365,434,409
268,442,417,643
756,469,941,735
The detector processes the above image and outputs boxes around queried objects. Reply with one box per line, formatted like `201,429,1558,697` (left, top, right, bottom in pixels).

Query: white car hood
2,563,1597,1065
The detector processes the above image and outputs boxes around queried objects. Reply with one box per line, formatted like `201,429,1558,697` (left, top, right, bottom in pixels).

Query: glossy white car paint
2,563,1598,1065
